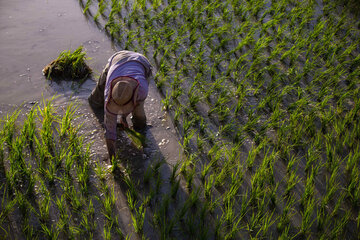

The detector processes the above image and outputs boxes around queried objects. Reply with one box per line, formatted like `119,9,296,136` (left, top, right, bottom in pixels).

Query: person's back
88,50,153,159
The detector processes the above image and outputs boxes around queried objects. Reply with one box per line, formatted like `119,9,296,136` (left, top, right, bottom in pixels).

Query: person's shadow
88,102,196,239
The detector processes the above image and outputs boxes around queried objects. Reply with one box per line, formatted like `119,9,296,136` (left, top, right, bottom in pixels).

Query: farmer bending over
88,50,153,159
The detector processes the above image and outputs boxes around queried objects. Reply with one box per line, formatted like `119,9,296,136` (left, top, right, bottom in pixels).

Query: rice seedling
0,186,16,238
277,194,296,234
329,209,351,239
21,106,37,149
37,181,51,223
131,201,146,235
2,109,20,150
55,195,71,235
246,143,261,170
83,0,93,14
4,0,360,238
347,166,360,208
299,196,316,238
94,0,108,22
42,46,92,82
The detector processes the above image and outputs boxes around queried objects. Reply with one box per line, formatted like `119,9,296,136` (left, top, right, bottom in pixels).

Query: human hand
119,116,129,129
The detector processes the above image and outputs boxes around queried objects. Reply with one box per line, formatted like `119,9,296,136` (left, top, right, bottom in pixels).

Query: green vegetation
1,0,359,239
42,46,92,81
0,99,128,239
79,0,359,238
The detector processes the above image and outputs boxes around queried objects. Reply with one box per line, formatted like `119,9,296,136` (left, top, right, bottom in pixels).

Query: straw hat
106,77,139,115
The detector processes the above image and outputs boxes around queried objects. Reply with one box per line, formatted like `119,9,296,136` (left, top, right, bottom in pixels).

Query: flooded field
1,0,360,239
0,0,183,239
0,0,110,104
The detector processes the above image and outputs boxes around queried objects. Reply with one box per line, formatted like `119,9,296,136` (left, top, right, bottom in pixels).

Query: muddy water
0,0,118,103
0,0,182,164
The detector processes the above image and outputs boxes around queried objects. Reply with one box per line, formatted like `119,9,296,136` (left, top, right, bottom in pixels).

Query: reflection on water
0,0,114,105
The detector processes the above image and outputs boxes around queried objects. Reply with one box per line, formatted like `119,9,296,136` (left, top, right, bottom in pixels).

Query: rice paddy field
1,0,360,239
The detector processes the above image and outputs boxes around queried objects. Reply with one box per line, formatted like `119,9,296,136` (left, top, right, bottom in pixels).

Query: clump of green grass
42,46,92,81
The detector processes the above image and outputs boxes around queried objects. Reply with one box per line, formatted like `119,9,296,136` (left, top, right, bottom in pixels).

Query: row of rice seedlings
121,166,149,238
0,99,129,238
0,184,17,238
122,159,175,239
79,0,360,238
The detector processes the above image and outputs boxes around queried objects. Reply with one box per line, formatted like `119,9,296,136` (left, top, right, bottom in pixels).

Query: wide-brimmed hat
106,76,139,115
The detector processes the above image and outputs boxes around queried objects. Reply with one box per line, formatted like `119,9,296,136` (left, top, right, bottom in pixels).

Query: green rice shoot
1,0,360,239
42,46,92,81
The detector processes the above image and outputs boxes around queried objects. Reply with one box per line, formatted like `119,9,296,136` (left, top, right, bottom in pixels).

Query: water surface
0,0,114,105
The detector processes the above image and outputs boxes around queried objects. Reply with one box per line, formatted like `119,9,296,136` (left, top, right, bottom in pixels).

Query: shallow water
0,0,181,163
0,0,114,105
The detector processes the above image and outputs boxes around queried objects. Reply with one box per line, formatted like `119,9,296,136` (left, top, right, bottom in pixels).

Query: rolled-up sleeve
104,111,117,140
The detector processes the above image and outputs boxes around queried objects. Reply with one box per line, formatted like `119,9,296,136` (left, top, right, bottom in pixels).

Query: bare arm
106,138,116,160
104,111,117,159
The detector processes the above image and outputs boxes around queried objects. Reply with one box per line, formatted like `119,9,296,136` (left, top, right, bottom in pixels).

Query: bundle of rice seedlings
42,46,92,81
